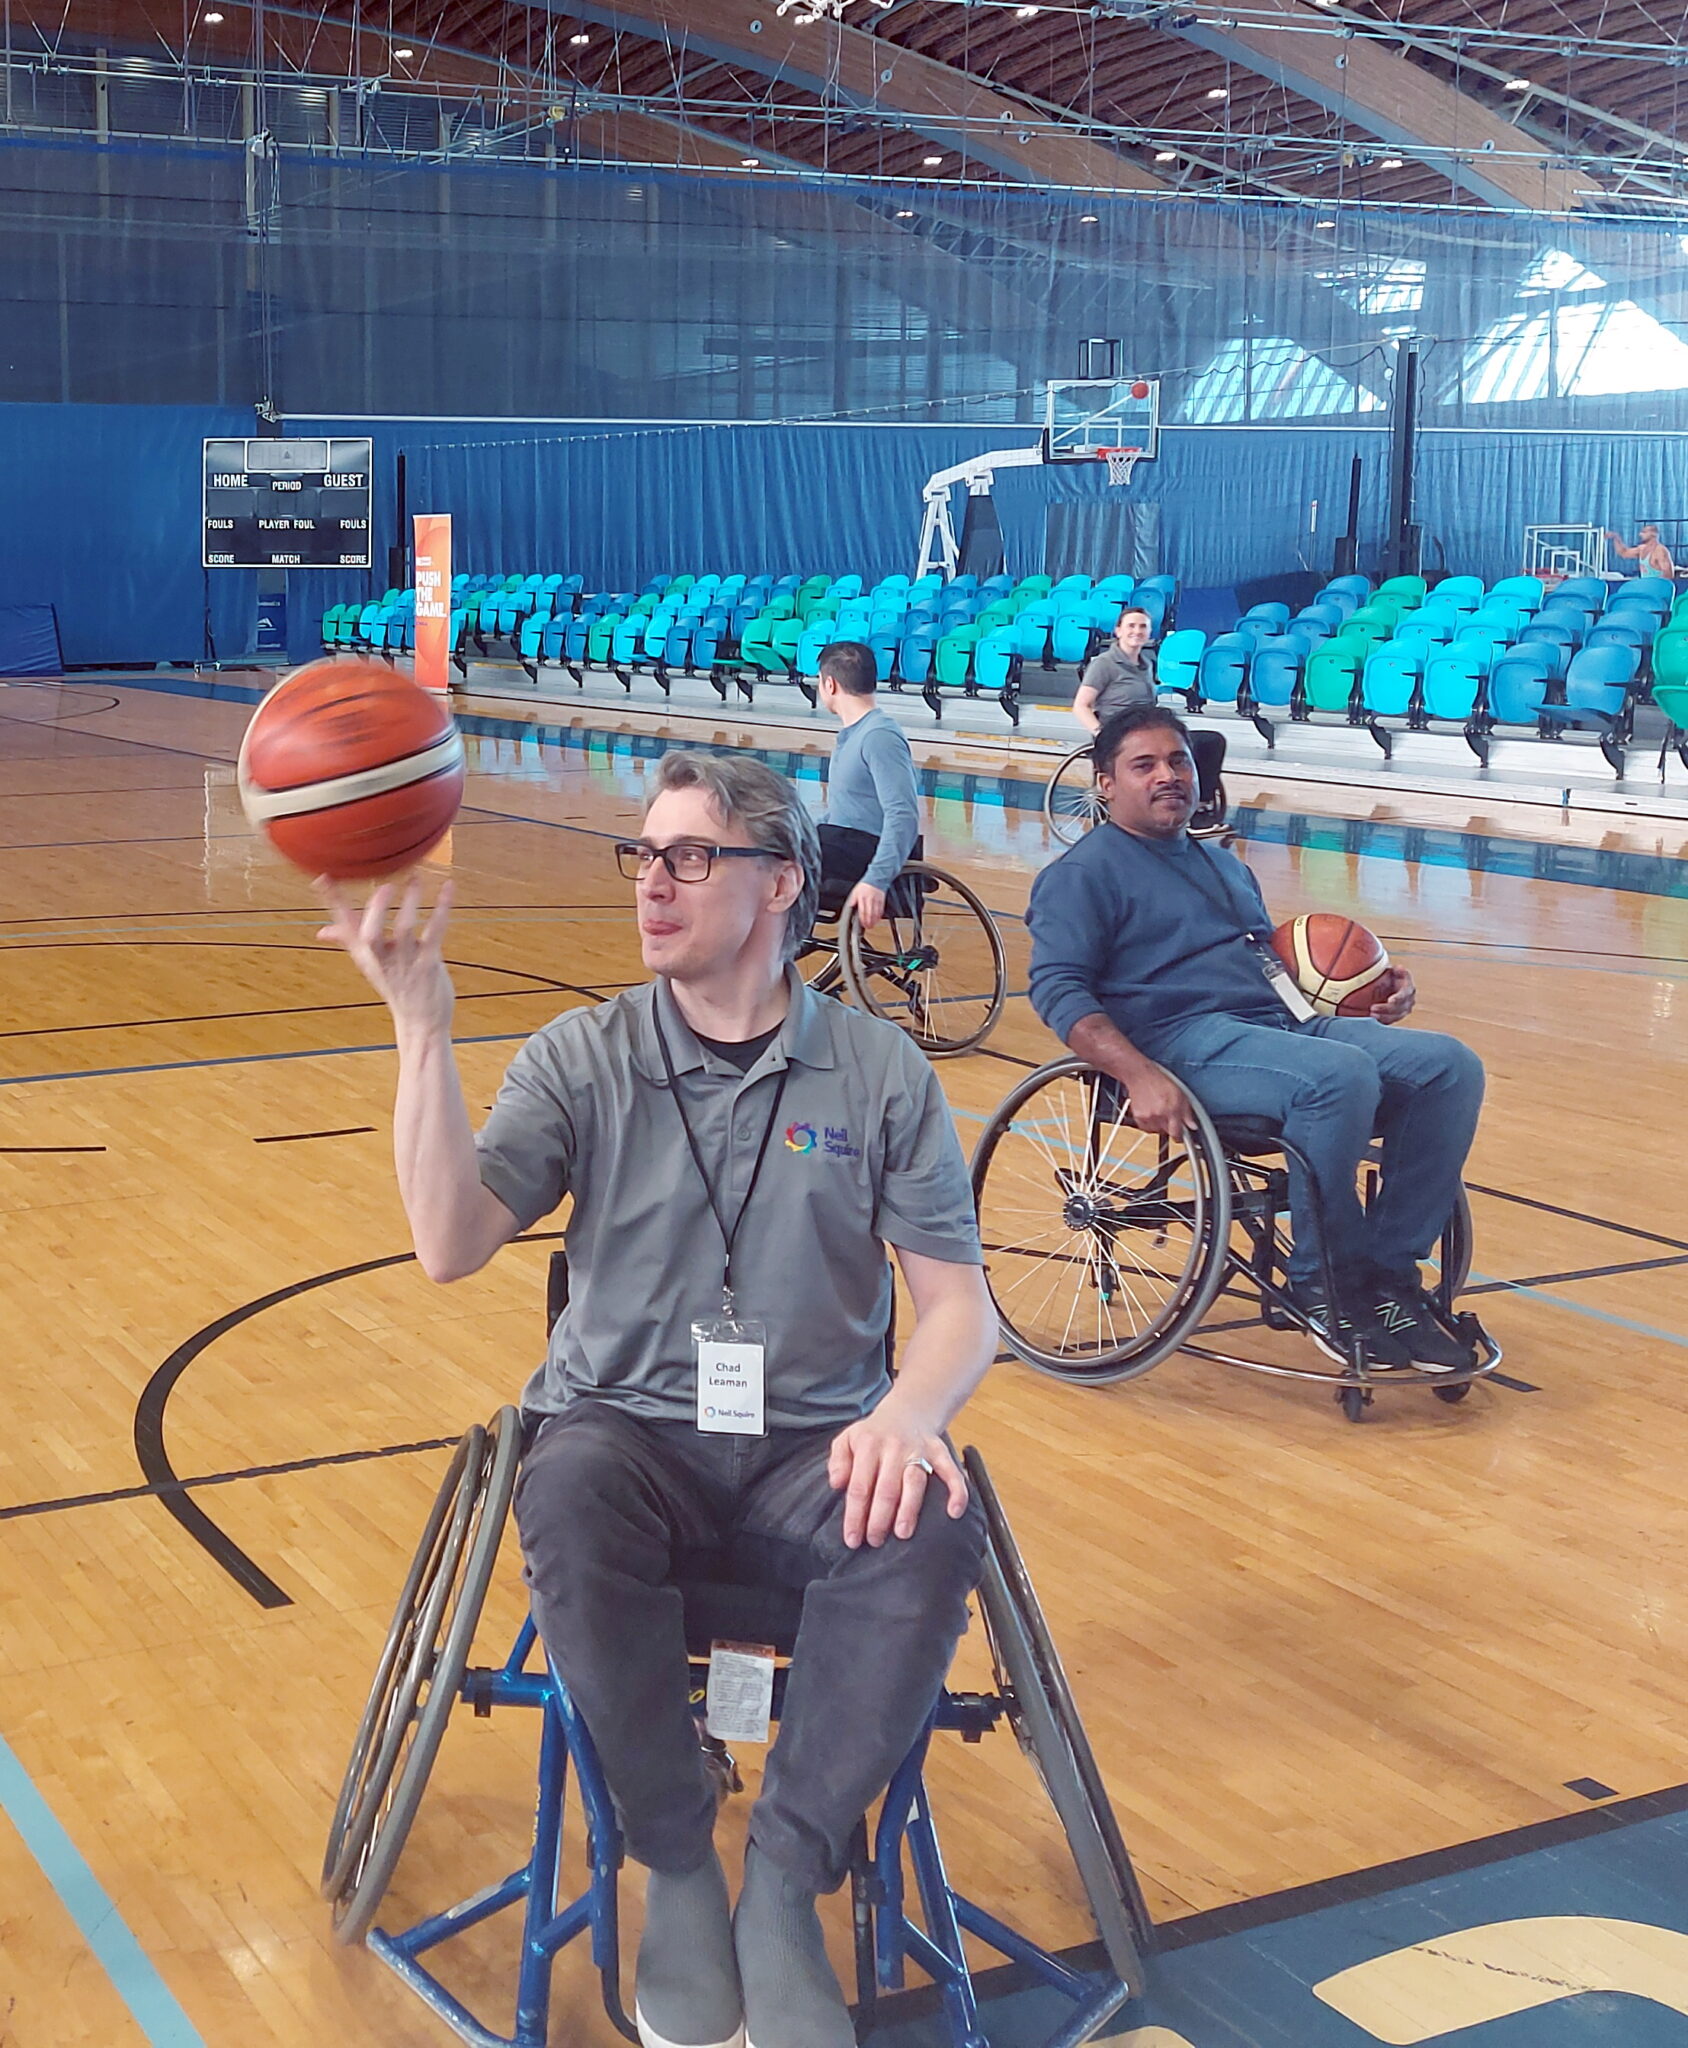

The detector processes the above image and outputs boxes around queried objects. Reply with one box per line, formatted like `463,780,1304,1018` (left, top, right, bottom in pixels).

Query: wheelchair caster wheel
1433,1380,1472,1404
1339,1385,1370,1422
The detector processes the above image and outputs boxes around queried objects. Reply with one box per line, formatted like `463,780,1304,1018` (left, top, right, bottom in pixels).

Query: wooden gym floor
2,673,1687,2045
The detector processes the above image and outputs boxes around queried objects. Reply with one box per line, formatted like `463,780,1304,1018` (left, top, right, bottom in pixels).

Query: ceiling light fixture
1014,3,1040,15
394,45,414,57
1380,155,1403,168
1314,217,1336,228
1503,76,1531,90
923,153,944,165
1154,148,1177,160
741,156,760,166
895,208,915,217
1205,86,1228,99
569,30,590,41
202,9,224,19
1079,213,1098,223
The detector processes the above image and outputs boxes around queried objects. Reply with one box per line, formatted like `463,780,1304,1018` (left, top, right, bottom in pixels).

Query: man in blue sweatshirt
816,640,922,931
1026,704,1486,1371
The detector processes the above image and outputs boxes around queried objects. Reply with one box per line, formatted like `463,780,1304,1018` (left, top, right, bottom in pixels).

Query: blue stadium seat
1242,601,1290,630
1534,602,1592,644
1012,603,1055,664
1552,576,1606,611
1361,643,1424,721
1248,636,1305,721
1323,575,1372,603
1422,643,1491,723
1432,575,1485,609
895,625,939,688
1614,575,1674,611
1156,628,1205,706
1093,574,1134,604
1585,619,1649,651
972,628,1022,710
1198,634,1251,708
1291,602,1343,637
1541,644,1639,764
1486,646,1556,727
1517,622,1573,678
1489,574,1544,611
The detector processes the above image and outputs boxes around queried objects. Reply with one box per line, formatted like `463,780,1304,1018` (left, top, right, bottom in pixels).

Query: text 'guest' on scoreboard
202,437,374,568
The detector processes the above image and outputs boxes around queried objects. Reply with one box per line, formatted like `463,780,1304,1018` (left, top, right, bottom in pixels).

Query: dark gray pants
515,1403,986,1895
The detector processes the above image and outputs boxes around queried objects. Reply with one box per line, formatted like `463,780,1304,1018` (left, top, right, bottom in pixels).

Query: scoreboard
201,437,374,569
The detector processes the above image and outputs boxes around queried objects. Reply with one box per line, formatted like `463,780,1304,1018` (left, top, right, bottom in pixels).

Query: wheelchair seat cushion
1209,1112,1287,1154
676,1544,813,1658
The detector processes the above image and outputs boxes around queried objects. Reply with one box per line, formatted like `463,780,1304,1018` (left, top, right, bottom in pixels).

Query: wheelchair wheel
322,1405,521,1944
971,1058,1231,1381
841,862,1006,1057
1043,743,1106,846
965,1447,1151,1992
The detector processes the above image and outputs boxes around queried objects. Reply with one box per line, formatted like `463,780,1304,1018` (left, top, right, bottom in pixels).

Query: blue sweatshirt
826,707,922,890
1027,821,1289,1052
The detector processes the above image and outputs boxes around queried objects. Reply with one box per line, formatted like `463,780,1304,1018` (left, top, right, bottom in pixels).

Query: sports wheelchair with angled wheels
1043,727,1230,848
969,1059,1501,1422
797,859,1007,1058
322,1263,1151,2046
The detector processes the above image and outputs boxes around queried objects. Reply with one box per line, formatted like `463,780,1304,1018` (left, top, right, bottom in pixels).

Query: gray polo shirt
1079,644,1157,720
475,969,983,1429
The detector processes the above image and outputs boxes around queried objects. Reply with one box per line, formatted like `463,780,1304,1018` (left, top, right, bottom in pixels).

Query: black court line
1466,1179,1688,1253
253,1126,376,1144
132,1230,564,1607
0,1435,458,1523
1465,1250,1688,1293
0,1144,107,1154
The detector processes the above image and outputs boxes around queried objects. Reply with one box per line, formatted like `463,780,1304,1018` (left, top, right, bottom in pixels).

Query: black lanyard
1122,825,1265,938
654,997,792,1316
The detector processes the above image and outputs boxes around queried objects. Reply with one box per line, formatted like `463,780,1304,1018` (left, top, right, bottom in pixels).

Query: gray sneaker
636,1851,746,2048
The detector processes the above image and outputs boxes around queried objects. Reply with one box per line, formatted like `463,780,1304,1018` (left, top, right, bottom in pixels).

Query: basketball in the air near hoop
1129,380,1150,400
237,658,465,880
1270,913,1389,1017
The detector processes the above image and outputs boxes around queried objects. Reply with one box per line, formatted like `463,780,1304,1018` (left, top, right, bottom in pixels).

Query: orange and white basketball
1271,913,1390,1017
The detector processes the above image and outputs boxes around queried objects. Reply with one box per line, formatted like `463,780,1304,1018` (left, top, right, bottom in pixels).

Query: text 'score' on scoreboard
202,437,374,569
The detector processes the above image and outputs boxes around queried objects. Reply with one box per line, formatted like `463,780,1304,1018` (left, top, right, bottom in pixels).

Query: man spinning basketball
1027,704,1487,1371
318,750,995,2048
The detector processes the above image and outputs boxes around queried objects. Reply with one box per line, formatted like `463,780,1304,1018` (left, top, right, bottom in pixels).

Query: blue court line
1467,1269,1688,1351
0,1728,207,2046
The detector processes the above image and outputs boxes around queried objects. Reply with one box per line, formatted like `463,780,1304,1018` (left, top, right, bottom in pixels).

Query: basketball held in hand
1271,913,1390,1017
238,658,465,880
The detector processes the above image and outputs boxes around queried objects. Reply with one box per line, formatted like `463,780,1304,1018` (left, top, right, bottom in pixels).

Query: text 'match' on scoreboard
202,438,373,568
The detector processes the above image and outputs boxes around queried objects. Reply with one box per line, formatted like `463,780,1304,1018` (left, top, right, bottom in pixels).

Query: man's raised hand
316,875,457,1037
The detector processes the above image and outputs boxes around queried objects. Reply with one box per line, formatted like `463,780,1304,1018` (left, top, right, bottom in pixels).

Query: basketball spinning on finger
238,657,465,880
1271,913,1390,1017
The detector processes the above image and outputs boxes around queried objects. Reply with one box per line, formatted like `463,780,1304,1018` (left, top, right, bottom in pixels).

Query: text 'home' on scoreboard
202,437,374,569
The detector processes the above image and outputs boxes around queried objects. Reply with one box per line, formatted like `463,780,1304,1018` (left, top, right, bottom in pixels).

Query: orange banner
413,513,452,695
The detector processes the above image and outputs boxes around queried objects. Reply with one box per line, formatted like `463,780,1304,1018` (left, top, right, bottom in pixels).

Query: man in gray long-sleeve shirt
816,639,922,931
1026,703,1487,1373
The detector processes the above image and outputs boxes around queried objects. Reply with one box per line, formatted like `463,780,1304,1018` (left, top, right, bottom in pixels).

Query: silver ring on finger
905,1456,934,1476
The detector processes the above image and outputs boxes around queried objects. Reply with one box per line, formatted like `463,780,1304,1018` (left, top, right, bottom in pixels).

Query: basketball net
1100,448,1143,489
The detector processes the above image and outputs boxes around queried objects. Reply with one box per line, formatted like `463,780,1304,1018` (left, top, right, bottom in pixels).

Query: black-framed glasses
614,840,782,884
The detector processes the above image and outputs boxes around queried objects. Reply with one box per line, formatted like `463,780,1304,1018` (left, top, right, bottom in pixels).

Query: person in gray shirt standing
815,639,922,930
316,748,995,2048
1071,604,1157,735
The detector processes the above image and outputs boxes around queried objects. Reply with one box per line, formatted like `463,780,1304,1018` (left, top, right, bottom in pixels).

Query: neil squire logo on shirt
785,1120,861,1160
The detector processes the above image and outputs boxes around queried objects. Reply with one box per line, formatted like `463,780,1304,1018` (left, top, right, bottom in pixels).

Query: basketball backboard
1044,377,1160,463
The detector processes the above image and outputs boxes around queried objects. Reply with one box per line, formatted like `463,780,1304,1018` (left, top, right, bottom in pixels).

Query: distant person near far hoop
1607,524,1678,583
1071,606,1156,735
816,639,922,932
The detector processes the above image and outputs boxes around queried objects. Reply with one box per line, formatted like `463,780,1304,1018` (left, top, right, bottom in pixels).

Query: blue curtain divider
0,402,256,667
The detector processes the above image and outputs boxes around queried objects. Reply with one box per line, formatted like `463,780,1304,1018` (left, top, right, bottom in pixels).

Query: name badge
694,1316,767,1436
1248,937,1318,1023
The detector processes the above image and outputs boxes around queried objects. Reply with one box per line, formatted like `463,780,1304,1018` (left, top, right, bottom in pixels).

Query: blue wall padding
0,403,256,666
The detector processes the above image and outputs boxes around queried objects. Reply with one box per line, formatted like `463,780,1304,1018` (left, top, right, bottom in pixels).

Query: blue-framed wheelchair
321,1256,1153,2046
969,1059,1501,1423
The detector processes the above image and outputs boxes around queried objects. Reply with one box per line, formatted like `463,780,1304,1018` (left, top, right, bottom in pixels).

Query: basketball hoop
1099,447,1143,489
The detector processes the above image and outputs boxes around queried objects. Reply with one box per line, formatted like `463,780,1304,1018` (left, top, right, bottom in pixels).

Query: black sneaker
1373,1285,1476,1372
1289,1288,1416,1371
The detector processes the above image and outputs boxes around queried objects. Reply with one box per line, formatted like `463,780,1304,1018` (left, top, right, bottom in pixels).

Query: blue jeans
1147,1012,1485,1295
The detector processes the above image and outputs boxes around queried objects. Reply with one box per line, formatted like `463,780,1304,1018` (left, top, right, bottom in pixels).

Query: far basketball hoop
1044,376,1160,467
